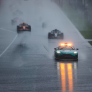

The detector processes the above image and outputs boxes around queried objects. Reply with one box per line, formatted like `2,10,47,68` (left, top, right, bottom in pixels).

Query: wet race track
0,0,92,92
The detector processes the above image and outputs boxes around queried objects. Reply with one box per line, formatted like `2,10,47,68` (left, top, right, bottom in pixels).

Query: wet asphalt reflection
0,0,92,92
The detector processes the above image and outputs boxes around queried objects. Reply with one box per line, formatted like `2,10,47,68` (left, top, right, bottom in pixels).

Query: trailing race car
17,23,31,33
48,29,64,39
54,43,78,61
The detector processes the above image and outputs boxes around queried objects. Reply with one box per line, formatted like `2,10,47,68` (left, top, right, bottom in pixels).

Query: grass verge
80,31,92,39
62,2,92,39
88,41,92,46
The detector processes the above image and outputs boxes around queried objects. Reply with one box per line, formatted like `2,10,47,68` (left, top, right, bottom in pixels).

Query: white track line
86,39,92,41
0,35,18,57
0,28,16,33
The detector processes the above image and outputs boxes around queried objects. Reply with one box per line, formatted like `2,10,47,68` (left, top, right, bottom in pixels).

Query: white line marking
0,28,16,33
0,35,18,57
86,39,92,41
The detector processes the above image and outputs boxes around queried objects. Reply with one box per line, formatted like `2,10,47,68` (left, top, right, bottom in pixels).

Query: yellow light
60,43,65,46
67,44,72,46
60,43,72,46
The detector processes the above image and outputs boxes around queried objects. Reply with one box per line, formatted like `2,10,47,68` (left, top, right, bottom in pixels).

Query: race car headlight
57,51,60,53
74,51,77,54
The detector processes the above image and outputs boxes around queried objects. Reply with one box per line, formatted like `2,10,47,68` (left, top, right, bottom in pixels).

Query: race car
48,29,64,39
54,43,78,61
17,23,31,33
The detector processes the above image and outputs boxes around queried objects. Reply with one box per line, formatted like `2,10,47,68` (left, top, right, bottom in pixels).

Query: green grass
80,31,92,39
62,3,92,39
88,41,92,45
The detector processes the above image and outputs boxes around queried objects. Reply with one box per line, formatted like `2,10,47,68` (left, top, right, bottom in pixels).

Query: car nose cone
55,33,57,37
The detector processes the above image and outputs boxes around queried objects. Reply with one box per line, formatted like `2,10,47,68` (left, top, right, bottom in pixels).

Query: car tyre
55,57,58,61
75,54,78,61
17,26,20,33
29,25,31,32
48,33,51,39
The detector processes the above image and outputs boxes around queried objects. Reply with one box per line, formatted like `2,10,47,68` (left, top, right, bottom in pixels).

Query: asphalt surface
0,0,92,92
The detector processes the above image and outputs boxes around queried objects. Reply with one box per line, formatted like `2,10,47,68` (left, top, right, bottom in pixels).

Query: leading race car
17,23,31,33
48,29,64,39
54,43,78,61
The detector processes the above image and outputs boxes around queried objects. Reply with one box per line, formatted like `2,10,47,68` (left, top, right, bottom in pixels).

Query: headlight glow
57,51,60,53
74,51,77,54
